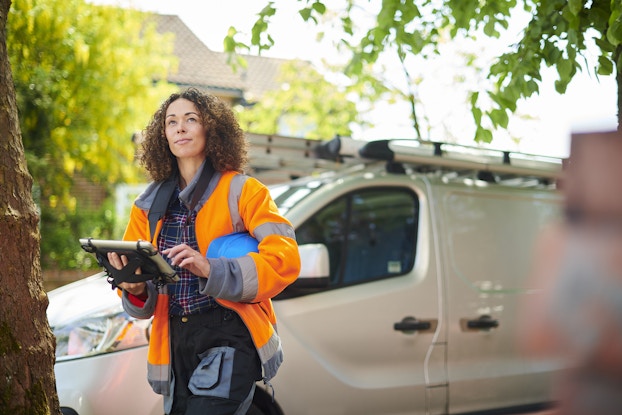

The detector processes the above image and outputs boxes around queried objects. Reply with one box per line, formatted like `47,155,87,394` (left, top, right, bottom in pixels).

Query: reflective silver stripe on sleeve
228,174,247,232
253,222,296,242
237,255,259,302
200,256,258,302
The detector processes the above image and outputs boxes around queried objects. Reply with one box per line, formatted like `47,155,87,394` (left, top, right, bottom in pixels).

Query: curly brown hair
139,88,248,182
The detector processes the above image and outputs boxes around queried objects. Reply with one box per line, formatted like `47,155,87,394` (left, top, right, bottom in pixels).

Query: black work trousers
168,306,262,415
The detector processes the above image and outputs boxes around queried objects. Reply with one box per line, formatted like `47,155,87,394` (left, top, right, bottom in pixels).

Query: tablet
80,238,179,286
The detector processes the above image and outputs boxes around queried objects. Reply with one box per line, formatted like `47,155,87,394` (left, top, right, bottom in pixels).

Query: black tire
60,408,79,415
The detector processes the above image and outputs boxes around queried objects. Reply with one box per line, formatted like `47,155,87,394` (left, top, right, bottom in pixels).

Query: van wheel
248,387,284,415
60,408,79,415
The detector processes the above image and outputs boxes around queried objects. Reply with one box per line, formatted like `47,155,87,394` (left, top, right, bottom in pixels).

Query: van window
296,187,418,287
270,178,326,215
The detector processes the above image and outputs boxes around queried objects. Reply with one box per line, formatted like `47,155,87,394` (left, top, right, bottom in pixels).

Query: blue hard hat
207,232,259,259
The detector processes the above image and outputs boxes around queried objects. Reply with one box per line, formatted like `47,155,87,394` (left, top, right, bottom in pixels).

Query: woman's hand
107,252,147,297
162,243,211,278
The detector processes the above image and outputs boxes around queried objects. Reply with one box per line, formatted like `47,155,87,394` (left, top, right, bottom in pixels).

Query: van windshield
269,178,325,215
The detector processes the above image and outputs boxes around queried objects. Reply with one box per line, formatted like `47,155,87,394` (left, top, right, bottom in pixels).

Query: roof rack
315,137,564,181
246,132,564,183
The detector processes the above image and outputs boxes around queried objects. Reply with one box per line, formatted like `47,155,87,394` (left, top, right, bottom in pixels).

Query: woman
108,88,300,415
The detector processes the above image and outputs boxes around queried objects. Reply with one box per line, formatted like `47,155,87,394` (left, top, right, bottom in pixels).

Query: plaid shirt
159,187,217,315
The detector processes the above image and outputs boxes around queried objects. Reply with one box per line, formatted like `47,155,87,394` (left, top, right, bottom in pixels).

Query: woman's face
164,98,207,163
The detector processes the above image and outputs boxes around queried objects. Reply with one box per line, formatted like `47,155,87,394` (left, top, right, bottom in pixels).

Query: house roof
240,54,290,102
150,14,292,103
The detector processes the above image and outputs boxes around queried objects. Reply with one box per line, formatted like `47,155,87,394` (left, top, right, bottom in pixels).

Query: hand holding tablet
80,238,179,287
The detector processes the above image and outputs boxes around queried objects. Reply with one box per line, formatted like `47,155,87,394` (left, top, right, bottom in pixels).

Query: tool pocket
188,346,235,399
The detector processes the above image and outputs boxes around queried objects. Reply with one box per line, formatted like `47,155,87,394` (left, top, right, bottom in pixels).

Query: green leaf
597,55,614,75
567,29,578,45
472,106,482,126
312,2,326,14
483,19,498,37
490,108,509,129
489,60,507,76
475,126,493,143
557,58,573,80
342,16,354,36
546,46,562,65
469,91,479,107
607,14,622,45
377,3,398,28
299,7,312,22
554,79,569,94
488,91,514,110
223,27,237,52
594,36,615,53
223,36,235,53
259,3,276,17
525,79,539,96
251,20,266,45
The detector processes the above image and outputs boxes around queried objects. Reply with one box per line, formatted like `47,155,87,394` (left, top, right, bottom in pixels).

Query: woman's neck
177,158,205,190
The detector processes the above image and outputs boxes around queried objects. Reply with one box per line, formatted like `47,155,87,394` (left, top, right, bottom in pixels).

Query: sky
94,0,618,158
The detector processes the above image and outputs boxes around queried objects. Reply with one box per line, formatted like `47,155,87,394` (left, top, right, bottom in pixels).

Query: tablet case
80,238,179,287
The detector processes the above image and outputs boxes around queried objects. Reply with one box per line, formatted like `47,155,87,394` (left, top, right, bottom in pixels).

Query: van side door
438,186,560,413
272,185,444,414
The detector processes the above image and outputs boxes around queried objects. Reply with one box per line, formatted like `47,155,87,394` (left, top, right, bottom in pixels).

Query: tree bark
617,44,622,132
0,0,61,413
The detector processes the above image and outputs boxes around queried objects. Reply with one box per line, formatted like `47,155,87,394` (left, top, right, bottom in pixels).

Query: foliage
8,0,177,268
235,59,362,139
39,195,117,270
226,0,622,142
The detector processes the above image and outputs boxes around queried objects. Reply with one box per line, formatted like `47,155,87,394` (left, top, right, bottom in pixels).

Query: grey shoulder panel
135,181,162,211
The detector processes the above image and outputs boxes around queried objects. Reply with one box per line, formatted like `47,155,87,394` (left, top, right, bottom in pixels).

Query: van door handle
460,315,499,331
394,316,437,334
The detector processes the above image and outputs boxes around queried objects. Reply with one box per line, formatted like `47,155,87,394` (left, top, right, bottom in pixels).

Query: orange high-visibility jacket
120,165,300,397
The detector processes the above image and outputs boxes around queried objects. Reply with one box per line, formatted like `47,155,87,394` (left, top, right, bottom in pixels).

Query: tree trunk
0,0,61,413
617,44,622,132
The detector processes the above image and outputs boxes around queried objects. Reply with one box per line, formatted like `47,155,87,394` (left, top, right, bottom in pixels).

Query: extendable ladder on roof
246,133,358,182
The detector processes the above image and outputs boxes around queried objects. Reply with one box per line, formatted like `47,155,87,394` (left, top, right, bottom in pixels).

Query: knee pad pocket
188,346,235,399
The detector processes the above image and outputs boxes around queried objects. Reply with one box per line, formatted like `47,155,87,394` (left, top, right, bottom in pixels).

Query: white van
49,137,562,415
